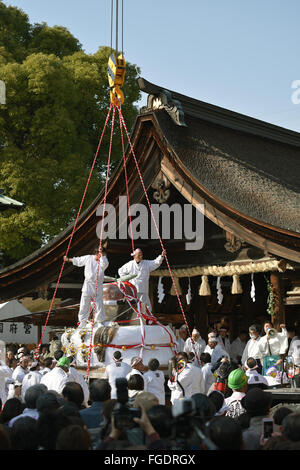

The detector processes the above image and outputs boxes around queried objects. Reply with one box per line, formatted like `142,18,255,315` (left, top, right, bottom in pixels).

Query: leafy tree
0,2,141,265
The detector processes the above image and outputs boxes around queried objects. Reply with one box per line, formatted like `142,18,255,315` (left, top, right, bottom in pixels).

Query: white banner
0,321,51,345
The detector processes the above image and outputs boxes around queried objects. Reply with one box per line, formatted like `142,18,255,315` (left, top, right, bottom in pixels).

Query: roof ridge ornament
138,77,187,127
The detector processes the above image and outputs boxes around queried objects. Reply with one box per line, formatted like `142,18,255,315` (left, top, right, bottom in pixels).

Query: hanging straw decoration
170,276,182,296
250,273,256,302
186,277,192,305
157,277,165,304
217,276,223,304
231,274,243,294
199,275,211,296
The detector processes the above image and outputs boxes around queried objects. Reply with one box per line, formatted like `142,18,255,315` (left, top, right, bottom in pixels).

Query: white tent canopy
0,300,31,320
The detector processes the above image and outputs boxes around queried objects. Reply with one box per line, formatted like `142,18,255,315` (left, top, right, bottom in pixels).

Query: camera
112,377,141,430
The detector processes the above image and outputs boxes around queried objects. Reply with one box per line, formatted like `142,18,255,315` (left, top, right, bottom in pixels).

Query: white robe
21,370,42,401
216,336,232,358
106,361,132,399
230,337,247,363
184,337,206,366
258,329,289,358
118,256,164,311
187,363,204,395
126,369,150,392
72,255,109,323
241,337,262,367
0,362,12,405
68,366,90,407
40,366,70,395
12,365,29,384
288,337,300,364
143,369,166,405
167,366,194,404
176,337,186,352
201,363,215,395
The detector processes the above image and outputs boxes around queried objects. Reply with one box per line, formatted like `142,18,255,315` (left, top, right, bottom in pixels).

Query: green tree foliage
0,2,141,264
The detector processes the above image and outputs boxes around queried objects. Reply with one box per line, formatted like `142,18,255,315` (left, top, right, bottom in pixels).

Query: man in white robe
230,331,248,364
105,351,132,399
241,324,263,372
143,358,166,405
41,357,71,395
167,357,194,404
208,336,230,366
64,248,109,328
118,248,165,313
184,328,206,367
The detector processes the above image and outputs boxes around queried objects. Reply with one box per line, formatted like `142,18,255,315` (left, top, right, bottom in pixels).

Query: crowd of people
0,320,300,451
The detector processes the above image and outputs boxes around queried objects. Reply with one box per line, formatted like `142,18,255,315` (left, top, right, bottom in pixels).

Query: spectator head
24,384,47,410
179,325,188,340
208,336,218,349
62,382,84,409
10,417,39,450
200,352,211,365
133,392,159,411
89,379,111,403
43,357,54,369
208,416,244,450
249,324,260,339
131,357,144,371
246,357,258,370
227,368,248,392
191,393,216,422
273,406,293,427
19,356,29,369
113,351,122,362
36,409,71,450
218,326,228,338
176,352,188,364
192,329,200,342
0,398,24,425
8,357,17,369
208,391,226,415
56,424,91,450
241,387,272,417
238,330,249,342
187,352,195,364
127,374,144,392
147,405,173,438
282,413,300,442
148,358,160,371
53,350,64,361
36,392,61,413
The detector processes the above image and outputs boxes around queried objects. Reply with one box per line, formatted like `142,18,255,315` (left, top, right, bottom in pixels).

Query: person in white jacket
105,351,132,399
64,247,109,328
118,248,165,313
167,355,194,404
143,358,166,405
21,361,42,402
184,329,206,367
258,321,289,373
40,357,71,395
241,324,263,373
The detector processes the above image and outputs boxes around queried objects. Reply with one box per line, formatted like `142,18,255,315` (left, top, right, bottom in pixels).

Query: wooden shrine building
0,77,299,342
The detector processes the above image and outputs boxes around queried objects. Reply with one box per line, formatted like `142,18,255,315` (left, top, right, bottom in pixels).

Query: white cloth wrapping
118,256,164,311
106,361,132,399
241,337,263,367
143,369,166,405
21,370,42,401
258,328,289,358
184,337,206,366
72,255,109,323
245,369,269,386
230,337,247,363
40,366,71,395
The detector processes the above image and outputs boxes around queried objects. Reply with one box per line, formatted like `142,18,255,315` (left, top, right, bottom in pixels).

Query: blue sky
3,0,300,131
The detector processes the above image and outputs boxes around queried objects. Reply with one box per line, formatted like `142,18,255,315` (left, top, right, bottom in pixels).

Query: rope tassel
217,276,223,305
199,275,211,296
170,276,182,296
232,274,243,294
157,277,165,304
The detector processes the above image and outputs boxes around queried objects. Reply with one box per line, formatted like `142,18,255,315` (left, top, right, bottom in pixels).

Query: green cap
57,357,70,369
227,368,248,390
